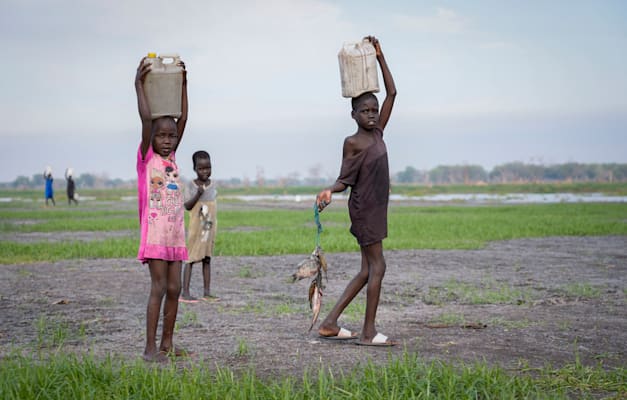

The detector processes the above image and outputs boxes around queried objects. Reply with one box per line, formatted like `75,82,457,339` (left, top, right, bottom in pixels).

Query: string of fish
291,202,328,331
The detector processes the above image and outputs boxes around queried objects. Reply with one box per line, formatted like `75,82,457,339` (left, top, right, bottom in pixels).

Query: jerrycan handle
159,53,181,64
356,41,369,89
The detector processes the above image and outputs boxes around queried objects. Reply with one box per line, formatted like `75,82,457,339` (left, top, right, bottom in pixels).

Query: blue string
313,202,323,247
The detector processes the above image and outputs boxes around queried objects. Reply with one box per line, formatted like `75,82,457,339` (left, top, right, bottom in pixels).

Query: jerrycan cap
147,52,157,58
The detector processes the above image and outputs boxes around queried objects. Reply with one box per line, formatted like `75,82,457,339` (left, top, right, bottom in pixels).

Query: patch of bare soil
0,236,625,378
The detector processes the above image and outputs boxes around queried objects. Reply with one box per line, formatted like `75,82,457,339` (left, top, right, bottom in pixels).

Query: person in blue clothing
44,169,56,206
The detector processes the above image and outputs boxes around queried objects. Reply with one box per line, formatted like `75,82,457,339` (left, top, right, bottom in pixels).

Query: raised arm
135,58,152,158
367,36,396,131
174,61,188,151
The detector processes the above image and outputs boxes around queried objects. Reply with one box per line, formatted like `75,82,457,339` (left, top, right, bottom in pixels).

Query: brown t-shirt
336,127,389,246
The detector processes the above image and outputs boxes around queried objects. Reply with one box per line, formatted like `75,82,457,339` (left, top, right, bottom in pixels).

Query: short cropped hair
351,92,378,110
192,150,211,169
150,116,176,136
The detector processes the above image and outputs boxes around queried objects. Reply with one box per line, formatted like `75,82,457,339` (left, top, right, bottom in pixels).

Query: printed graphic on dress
149,169,164,209
200,204,213,242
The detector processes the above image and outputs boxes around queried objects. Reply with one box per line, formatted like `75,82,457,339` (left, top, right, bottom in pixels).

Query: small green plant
176,309,199,331
429,312,465,325
272,301,301,315
17,268,33,277
488,317,535,329
237,265,254,278
423,279,534,305
558,320,572,331
35,315,69,349
235,337,251,357
342,300,366,323
98,297,115,306
561,283,602,299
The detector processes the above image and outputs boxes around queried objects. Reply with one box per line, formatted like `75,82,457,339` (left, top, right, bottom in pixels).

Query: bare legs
202,257,212,297
318,241,387,342
181,262,195,300
144,259,182,362
181,257,212,300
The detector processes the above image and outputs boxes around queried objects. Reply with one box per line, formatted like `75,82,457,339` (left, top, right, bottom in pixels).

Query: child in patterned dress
181,151,218,302
135,55,189,362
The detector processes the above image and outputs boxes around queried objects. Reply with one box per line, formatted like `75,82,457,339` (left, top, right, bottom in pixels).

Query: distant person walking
44,167,55,206
65,168,78,206
181,150,218,302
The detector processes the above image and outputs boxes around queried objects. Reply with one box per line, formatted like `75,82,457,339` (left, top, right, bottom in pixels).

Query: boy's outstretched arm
367,36,396,131
135,58,152,158
174,61,188,151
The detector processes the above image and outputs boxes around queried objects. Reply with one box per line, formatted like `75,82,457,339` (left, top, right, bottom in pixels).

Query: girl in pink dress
135,56,189,362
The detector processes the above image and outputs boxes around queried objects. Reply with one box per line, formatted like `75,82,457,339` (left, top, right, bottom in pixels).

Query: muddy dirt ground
0,235,625,377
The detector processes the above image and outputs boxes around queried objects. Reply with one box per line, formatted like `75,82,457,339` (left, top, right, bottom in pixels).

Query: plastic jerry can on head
143,53,183,119
338,39,379,98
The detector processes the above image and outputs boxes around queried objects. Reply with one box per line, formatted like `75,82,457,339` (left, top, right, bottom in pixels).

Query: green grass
560,283,603,299
34,315,87,350
2,181,627,197
0,351,623,399
0,238,137,264
422,279,536,305
428,312,467,326
488,317,537,330
2,187,626,398
175,308,199,331
1,202,626,264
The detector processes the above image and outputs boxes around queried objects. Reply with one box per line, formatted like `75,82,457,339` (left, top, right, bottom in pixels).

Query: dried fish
292,247,324,282
292,241,328,331
308,279,323,332
292,256,319,282
315,245,328,277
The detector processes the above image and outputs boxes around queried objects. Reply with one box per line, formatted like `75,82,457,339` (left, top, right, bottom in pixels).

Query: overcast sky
2,0,626,183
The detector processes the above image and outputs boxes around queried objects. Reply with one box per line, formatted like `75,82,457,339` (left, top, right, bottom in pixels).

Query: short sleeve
337,151,366,187
184,181,196,203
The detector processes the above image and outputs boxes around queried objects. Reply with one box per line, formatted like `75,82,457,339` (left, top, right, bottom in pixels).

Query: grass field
1,185,625,399
1,199,626,264
1,181,626,201
1,351,624,399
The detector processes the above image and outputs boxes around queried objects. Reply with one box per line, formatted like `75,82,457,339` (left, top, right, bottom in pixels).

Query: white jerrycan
143,53,183,119
338,39,379,98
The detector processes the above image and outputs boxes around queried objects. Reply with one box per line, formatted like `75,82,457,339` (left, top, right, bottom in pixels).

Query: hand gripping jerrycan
338,39,379,98
143,53,183,119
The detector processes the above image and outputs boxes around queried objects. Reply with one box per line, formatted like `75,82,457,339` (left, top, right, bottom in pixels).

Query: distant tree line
393,162,627,185
3,162,627,189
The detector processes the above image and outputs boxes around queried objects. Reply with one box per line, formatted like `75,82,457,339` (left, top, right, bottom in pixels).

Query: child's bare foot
142,350,169,363
318,323,358,339
202,295,220,302
179,294,199,303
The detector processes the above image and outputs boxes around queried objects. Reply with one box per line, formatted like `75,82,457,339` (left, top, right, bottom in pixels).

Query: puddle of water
224,193,627,204
389,193,627,204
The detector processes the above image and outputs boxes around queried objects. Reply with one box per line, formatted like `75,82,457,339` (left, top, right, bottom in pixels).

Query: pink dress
136,144,188,263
